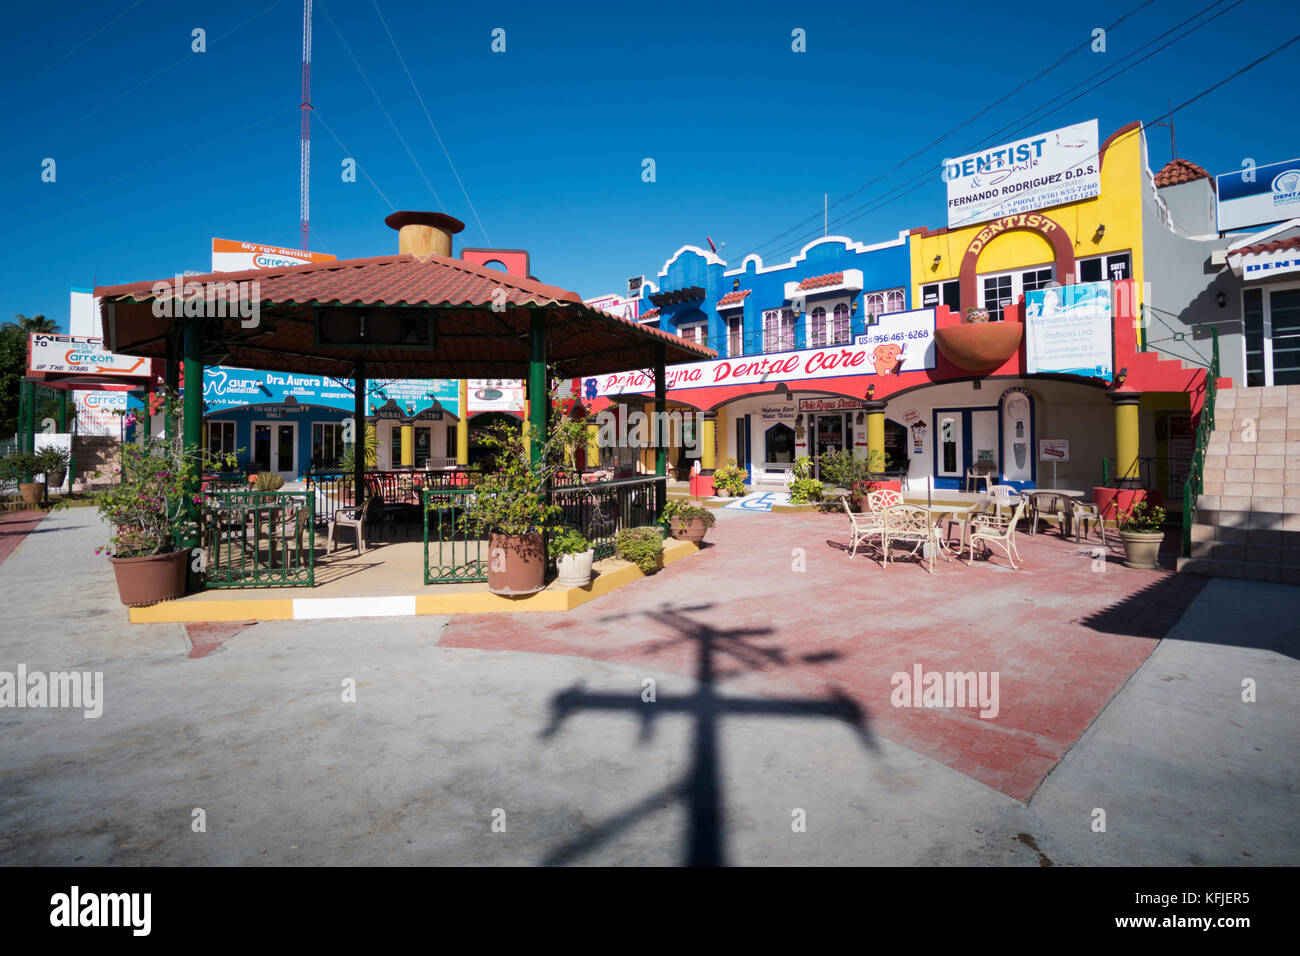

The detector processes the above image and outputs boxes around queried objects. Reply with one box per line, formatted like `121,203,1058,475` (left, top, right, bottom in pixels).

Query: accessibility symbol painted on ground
721,492,790,512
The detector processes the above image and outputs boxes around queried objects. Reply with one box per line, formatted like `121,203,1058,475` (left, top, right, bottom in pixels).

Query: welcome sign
944,120,1100,229
1025,282,1113,380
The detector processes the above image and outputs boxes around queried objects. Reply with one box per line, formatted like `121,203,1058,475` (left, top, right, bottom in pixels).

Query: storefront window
208,421,236,467
1244,288,1265,387
312,422,343,469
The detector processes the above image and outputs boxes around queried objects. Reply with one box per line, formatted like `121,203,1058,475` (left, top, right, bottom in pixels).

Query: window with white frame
979,265,1054,319
726,314,744,356
312,422,344,468
832,303,851,344
809,306,827,348
677,321,707,346
863,287,905,323
763,309,795,353
208,420,236,465
1077,252,1132,284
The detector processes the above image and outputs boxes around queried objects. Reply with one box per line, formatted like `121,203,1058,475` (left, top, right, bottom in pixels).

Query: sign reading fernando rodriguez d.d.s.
943,120,1100,229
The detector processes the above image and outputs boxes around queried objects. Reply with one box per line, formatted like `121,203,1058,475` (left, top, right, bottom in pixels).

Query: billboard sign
583,293,641,323
202,366,459,416
1025,282,1113,380
1216,158,1300,232
211,238,337,273
944,120,1100,229
467,379,525,414
27,334,150,377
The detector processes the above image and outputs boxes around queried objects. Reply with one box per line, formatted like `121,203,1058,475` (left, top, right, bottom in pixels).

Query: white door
1001,394,1032,483
252,421,297,480
936,413,963,480
970,410,999,476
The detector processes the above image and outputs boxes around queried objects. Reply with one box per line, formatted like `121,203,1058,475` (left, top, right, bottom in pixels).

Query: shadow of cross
539,602,877,867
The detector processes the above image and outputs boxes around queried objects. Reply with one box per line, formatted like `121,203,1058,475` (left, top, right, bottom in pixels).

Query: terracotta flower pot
18,482,46,506
1118,530,1164,570
669,516,710,544
488,532,545,596
109,549,191,607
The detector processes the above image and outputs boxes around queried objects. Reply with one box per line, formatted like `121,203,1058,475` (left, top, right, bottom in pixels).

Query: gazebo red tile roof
797,272,843,290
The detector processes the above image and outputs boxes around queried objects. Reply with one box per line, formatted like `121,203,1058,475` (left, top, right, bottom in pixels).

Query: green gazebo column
354,360,366,506
654,342,666,517
528,311,547,470
58,391,68,432
20,381,36,482
164,327,180,443
180,317,203,562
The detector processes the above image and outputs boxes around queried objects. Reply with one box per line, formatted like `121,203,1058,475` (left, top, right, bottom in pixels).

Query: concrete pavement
0,509,1295,865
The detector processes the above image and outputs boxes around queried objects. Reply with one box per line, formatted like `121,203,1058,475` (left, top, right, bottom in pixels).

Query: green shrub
548,525,592,560
253,471,285,492
1119,500,1166,532
712,457,748,497
788,476,824,504
662,499,716,527
615,526,664,574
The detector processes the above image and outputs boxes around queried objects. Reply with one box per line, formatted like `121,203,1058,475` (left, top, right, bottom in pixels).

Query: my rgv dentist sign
943,120,1101,229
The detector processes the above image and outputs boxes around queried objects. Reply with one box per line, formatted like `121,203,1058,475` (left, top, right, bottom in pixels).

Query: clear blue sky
2,0,1296,328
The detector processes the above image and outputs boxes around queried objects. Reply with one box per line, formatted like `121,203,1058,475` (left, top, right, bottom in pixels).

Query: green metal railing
1182,329,1221,557
550,475,666,559
422,487,489,584
200,490,315,588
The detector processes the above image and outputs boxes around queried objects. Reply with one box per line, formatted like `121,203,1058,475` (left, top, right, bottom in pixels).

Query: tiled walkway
442,509,1205,801
0,509,45,568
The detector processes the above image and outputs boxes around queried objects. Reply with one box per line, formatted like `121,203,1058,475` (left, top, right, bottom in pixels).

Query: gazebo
94,212,714,583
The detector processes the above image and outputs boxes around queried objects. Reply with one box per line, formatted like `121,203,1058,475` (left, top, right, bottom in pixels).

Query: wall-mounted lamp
973,379,982,391
1217,291,1227,308
1115,367,1128,386
1093,223,1106,241
733,278,740,291
851,298,859,314
866,383,876,400
932,254,942,268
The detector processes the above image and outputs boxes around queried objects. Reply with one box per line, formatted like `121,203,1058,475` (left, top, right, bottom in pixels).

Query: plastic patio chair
1071,500,1107,547
327,495,378,556
966,497,1028,569
989,484,1021,520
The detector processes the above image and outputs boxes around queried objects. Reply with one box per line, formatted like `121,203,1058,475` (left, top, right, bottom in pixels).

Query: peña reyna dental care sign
943,120,1101,229
590,308,935,398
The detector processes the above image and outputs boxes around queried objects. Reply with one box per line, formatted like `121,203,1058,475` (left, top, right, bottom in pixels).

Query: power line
369,0,492,245
760,0,1252,264
313,108,398,211
317,0,447,212
746,0,1160,259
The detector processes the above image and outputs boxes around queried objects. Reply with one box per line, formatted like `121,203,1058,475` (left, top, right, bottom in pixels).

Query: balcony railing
675,323,863,359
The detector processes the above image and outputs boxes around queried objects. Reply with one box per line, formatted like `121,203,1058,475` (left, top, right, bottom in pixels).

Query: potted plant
93,395,238,606
662,498,717,543
615,526,665,575
0,451,46,506
850,450,901,510
549,525,595,587
458,398,597,596
1117,500,1166,570
711,457,748,498
787,455,824,504
36,446,71,493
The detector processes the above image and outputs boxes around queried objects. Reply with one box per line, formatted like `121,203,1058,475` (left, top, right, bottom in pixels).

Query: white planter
555,548,595,588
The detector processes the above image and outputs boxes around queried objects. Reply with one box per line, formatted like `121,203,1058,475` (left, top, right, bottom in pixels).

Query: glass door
254,421,297,480
935,413,963,483
1268,286,1300,385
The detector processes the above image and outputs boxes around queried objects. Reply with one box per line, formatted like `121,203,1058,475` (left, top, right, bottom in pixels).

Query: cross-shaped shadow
539,602,877,866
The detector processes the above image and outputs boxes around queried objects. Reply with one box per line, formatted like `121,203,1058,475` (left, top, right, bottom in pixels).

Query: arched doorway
765,422,795,466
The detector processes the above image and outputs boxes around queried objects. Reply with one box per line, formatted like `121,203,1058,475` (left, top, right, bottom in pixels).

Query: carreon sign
211,238,336,272
944,120,1101,228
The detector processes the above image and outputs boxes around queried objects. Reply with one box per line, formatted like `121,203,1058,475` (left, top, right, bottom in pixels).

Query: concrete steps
1177,384,1300,584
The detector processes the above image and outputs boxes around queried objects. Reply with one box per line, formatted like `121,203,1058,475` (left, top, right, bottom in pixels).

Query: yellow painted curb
128,539,702,623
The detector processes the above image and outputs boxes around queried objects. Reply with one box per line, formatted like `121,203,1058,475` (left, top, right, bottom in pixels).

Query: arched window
810,306,827,348
886,289,905,313
832,303,850,344
864,292,885,321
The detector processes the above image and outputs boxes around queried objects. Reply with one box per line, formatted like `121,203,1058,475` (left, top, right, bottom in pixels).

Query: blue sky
2,0,1296,328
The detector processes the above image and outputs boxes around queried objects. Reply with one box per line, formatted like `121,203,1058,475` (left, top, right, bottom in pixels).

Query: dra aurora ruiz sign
1025,282,1113,380
943,120,1100,229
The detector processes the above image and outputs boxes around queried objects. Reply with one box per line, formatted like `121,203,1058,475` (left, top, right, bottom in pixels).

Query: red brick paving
185,621,256,658
0,509,45,568
440,511,1206,801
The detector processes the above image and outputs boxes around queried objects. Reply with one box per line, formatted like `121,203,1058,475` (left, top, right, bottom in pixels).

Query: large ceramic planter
1118,530,1164,570
488,531,545,596
18,482,46,506
555,548,595,588
669,516,711,544
109,549,191,606
935,321,1024,374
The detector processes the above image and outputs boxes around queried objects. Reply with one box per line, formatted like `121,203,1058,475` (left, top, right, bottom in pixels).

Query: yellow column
456,380,469,465
865,400,886,469
715,404,728,464
400,423,414,467
586,420,600,467
1111,392,1142,487
701,412,717,471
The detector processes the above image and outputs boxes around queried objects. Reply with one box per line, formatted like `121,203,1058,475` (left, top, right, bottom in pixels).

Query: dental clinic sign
944,120,1100,228
27,334,149,377
211,238,336,272
1216,157,1300,232
593,309,936,397
1025,282,1114,380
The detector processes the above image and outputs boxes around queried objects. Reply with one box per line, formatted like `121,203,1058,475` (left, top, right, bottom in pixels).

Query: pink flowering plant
93,392,237,558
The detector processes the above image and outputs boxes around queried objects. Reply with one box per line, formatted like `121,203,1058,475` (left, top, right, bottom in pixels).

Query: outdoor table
914,504,976,561
1021,489,1085,538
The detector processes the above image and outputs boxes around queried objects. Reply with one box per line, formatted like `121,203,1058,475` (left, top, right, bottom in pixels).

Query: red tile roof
1235,236,1300,255
716,289,750,307
1154,158,1210,188
797,272,843,290
639,308,661,320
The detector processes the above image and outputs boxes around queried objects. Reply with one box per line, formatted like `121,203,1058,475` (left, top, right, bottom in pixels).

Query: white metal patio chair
867,488,903,512
881,504,939,574
840,495,884,559
966,497,1028,569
